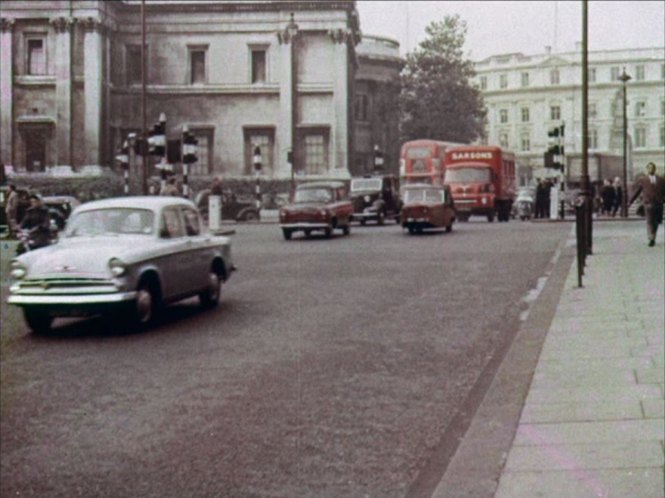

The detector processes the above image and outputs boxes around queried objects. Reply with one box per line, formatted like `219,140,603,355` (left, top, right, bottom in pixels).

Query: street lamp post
618,68,631,218
286,13,298,193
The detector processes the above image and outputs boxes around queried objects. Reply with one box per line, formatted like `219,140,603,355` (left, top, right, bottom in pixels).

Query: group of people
599,176,624,217
534,178,554,219
4,184,52,250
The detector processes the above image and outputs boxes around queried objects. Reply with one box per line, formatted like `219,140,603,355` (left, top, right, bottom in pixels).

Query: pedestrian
629,162,665,247
543,178,552,218
535,179,546,219
19,193,51,250
160,177,180,196
600,178,615,216
611,176,623,217
210,176,223,196
5,183,19,238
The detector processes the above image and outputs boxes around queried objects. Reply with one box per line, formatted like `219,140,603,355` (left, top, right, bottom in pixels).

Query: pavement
431,219,664,498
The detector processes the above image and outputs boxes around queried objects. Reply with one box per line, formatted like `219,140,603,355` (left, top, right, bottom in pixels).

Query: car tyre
282,228,292,240
360,219,366,226
324,226,332,238
342,224,350,236
407,226,415,235
243,210,259,222
377,211,385,225
131,281,158,330
199,271,221,308
446,223,453,232
304,229,312,238
24,309,53,335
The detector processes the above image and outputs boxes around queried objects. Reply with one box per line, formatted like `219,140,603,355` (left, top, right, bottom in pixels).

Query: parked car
350,175,402,225
195,189,260,222
400,183,456,234
279,181,353,240
7,196,235,334
42,195,81,230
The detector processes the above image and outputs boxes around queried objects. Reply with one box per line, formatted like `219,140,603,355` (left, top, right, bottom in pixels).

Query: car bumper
352,210,379,220
280,222,329,230
7,291,137,306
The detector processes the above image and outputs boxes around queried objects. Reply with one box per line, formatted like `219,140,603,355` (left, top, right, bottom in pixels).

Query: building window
588,102,597,119
499,109,508,124
635,65,645,81
588,129,598,149
251,49,267,84
521,72,529,87
635,101,646,117
610,66,620,81
244,128,275,175
499,133,509,148
520,134,530,152
550,105,561,121
189,46,207,85
26,37,46,75
480,76,487,90
550,68,560,85
300,129,329,175
354,94,369,122
589,68,596,83
500,74,507,89
521,107,530,122
634,127,646,148
125,44,142,86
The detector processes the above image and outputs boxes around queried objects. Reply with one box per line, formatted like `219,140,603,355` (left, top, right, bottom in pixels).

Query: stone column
277,27,295,179
330,29,350,178
0,18,15,166
82,17,103,166
50,17,74,167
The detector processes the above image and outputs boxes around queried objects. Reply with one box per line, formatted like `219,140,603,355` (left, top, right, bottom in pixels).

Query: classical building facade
1,0,363,180
473,46,665,181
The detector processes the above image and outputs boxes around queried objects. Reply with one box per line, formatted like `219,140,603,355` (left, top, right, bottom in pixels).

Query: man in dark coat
19,194,51,249
629,162,665,247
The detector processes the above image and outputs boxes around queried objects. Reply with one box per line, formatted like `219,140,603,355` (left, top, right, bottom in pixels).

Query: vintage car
400,183,456,234
195,189,260,222
350,175,402,225
7,196,235,334
279,181,353,240
42,195,81,230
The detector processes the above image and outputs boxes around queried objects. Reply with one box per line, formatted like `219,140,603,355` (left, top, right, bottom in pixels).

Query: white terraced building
473,46,665,183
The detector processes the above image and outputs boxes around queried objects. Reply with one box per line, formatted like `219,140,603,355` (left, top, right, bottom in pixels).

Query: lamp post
618,67,631,218
287,13,298,191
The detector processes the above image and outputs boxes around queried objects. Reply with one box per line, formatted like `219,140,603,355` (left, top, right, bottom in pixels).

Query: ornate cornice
329,28,351,45
49,17,75,33
1,18,16,33
80,17,103,34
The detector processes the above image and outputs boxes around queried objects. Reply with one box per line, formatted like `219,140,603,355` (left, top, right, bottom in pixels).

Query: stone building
1,0,367,181
473,46,665,182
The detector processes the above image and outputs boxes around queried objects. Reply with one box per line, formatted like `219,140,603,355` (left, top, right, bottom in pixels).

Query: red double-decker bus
399,139,464,185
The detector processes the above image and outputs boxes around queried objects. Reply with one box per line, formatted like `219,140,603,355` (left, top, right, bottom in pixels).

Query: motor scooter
515,197,534,221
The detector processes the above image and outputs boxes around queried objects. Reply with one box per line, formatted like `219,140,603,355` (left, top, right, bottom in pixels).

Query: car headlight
364,195,371,203
108,257,127,277
10,260,27,280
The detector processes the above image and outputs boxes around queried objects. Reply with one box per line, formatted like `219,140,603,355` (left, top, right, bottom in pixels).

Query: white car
8,196,235,334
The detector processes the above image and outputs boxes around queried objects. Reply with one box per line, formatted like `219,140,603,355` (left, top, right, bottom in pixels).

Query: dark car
42,195,81,230
195,189,260,222
350,175,402,225
279,181,353,240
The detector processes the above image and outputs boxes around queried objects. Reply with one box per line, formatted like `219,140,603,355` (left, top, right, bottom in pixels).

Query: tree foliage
399,15,486,144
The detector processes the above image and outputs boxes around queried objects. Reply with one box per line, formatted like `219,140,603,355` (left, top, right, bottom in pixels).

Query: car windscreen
294,188,332,203
66,208,155,237
350,179,382,192
445,167,491,183
403,189,445,204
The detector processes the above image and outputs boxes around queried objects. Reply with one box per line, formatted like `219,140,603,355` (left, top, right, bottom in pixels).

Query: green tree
399,15,486,143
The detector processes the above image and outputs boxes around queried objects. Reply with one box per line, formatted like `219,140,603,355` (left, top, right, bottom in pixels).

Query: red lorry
443,145,516,222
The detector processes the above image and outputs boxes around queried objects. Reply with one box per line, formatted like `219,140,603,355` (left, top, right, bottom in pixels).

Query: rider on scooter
18,193,51,252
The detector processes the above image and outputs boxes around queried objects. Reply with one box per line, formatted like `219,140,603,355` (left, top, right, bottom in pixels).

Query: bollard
209,195,221,232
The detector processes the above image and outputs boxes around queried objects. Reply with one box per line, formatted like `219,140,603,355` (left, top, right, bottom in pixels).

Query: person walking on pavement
629,162,665,247
5,184,19,238
600,178,615,216
611,176,623,217
160,177,180,196
535,179,546,219
210,176,223,196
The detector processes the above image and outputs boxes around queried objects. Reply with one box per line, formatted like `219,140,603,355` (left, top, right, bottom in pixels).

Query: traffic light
373,144,384,171
545,124,565,171
115,140,130,170
182,127,198,164
148,113,166,157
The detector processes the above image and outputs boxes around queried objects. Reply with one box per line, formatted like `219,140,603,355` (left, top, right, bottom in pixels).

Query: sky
356,1,665,60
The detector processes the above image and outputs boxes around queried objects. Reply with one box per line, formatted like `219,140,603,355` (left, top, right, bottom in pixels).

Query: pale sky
357,1,665,60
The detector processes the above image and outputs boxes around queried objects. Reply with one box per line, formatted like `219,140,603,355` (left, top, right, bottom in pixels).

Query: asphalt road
0,219,571,497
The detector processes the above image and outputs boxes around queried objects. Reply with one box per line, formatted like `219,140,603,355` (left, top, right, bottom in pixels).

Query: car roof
297,181,347,189
401,183,445,189
74,196,195,213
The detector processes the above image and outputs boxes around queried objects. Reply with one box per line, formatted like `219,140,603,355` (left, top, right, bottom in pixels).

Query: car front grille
14,277,117,294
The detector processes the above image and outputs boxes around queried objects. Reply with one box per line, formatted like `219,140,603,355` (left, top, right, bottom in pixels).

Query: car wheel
487,212,495,222
407,226,415,235
282,228,292,240
377,211,385,225
446,223,453,232
304,229,312,238
342,224,350,236
199,271,221,308
133,281,158,328
243,210,259,222
324,226,332,238
24,309,53,335
360,219,366,226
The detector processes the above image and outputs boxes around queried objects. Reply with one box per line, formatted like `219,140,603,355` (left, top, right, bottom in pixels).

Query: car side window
182,208,201,236
161,208,185,238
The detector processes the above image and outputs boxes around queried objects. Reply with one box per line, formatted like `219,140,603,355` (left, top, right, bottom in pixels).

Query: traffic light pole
253,146,262,221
